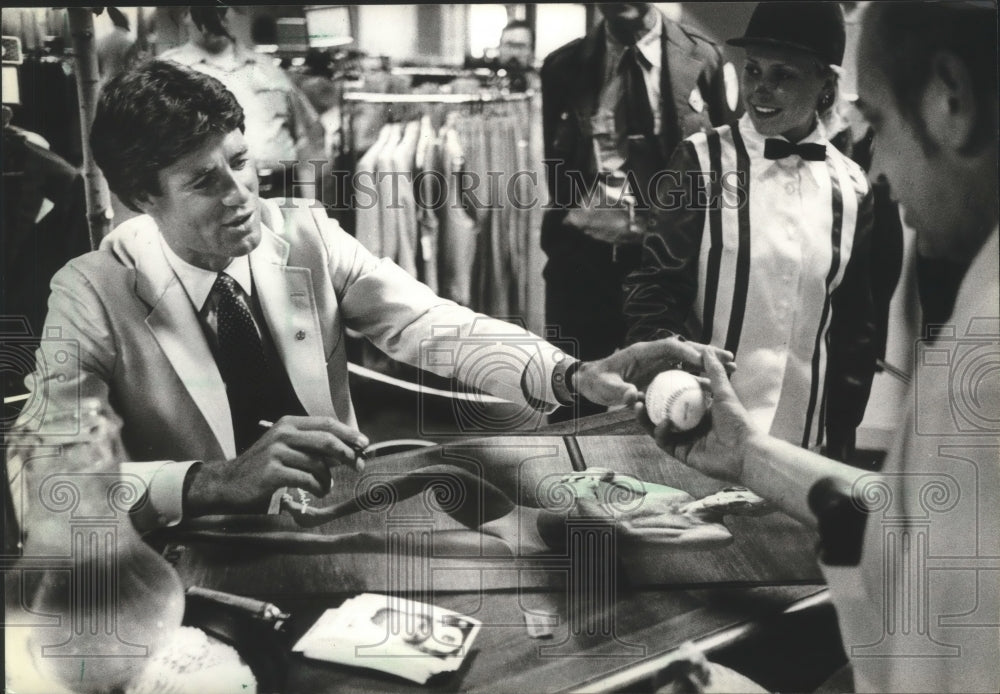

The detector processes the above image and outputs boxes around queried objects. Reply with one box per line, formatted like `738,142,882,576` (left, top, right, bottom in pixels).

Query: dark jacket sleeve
700,42,736,128
623,140,706,344
824,187,878,460
540,46,578,234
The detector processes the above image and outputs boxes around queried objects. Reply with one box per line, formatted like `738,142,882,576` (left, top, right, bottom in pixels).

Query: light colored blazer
18,198,562,528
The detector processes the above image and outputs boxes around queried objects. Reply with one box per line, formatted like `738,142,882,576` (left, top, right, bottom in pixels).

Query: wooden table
158,411,829,693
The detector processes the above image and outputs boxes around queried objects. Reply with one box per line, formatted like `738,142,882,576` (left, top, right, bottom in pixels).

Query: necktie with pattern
213,272,268,453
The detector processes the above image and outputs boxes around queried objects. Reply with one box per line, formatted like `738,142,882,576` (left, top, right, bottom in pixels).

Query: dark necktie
213,272,268,453
620,45,655,137
763,138,827,162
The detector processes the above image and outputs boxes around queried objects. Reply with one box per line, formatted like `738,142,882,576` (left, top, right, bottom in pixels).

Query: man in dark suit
541,2,735,417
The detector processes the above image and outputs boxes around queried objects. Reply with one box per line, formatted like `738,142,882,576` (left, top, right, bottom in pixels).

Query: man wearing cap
625,1,877,460
541,3,736,419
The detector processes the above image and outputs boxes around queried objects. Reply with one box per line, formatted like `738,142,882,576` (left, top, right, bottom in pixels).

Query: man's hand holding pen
184,416,369,516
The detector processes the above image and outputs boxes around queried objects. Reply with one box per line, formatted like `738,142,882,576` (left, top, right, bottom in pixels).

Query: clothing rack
340,90,533,157
343,90,531,103
389,66,494,85
337,88,546,336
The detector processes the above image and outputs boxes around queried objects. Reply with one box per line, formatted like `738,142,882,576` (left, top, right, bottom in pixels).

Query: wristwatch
551,357,581,406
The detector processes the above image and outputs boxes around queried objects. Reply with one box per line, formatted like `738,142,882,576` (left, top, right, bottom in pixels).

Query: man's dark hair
502,20,533,36
865,1,998,151
90,60,245,211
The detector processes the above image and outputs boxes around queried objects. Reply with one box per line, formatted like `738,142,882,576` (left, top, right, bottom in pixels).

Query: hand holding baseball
645,370,711,431
636,351,755,485
574,337,734,408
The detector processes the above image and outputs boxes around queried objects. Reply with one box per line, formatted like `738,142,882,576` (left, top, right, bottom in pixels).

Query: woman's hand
574,337,734,407
636,351,755,485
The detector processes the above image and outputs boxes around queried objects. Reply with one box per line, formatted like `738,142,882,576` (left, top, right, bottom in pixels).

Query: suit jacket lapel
133,228,236,458
251,206,337,418
571,22,606,122
660,17,703,160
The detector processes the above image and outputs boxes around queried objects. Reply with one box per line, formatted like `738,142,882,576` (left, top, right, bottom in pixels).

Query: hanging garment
437,118,478,307
414,114,441,293
375,122,403,267
390,119,421,278
353,123,395,256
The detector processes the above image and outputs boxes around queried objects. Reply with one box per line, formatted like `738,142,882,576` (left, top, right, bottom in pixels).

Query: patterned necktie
213,272,268,453
621,44,655,137
763,138,827,162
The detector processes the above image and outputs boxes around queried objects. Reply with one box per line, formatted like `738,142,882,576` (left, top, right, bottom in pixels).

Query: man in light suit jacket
15,60,727,531
542,2,736,417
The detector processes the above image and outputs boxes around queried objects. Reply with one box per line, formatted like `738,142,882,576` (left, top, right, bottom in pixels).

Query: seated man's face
139,129,261,271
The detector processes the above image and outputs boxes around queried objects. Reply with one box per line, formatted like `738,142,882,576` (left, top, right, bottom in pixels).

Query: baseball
645,370,710,430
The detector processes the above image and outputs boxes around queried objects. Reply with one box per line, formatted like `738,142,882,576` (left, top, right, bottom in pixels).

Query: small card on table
292,593,481,684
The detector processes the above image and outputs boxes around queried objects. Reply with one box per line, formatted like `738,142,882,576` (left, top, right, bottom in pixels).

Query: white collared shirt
731,114,840,445
157,233,259,351
675,113,866,447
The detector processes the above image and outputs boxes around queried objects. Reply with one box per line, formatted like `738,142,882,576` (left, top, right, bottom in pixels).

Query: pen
257,419,367,471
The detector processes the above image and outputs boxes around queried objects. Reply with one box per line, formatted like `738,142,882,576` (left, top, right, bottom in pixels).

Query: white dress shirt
688,114,866,446
158,234,259,353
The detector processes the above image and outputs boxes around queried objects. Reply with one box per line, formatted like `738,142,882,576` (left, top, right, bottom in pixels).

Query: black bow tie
764,138,826,161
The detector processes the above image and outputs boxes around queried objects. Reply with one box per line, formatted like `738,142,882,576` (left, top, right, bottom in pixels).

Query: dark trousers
543,227,641,421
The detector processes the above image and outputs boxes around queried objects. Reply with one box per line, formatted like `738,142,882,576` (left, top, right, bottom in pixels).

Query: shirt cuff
121,460,200,532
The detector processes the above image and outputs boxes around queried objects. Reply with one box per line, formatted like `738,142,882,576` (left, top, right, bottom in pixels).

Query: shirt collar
636,15,663,70
158,233,253,311
605,13,663,71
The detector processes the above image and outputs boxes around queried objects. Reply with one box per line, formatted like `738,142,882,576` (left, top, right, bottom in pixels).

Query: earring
819,91,835,110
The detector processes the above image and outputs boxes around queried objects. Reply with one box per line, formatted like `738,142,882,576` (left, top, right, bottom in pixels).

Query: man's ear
920,51,977,152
